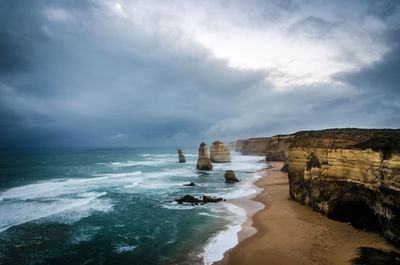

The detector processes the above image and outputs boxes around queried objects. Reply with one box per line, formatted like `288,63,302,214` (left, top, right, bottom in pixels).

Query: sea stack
224,170,240,183
196,142,212,170
178,149,186,163
210,141,231,163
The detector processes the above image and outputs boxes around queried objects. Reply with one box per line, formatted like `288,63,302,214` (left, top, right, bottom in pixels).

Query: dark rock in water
178,149,186,163
196,142,212,170
183,182,196,186
174,194,224,205
175,195,202,205
202,195,223,203
224,170,240,183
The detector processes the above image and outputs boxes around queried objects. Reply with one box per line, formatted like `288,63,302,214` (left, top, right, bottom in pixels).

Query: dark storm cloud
0,0,399,147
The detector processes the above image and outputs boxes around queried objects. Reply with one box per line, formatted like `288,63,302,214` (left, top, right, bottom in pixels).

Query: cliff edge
287,128,400,246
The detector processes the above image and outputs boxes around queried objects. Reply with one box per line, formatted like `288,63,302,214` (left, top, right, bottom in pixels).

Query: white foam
94,171,142,178
0,191,111,232
202,203,246,265
110,158,175,167
114,243,138,253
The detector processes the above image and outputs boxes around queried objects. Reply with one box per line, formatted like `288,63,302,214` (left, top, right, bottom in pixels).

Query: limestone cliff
287,129,400,246
178,149,186,163
265,135,294,161
196,142,212,170
210,141,231,163
235,135,294,160
235,138,269,155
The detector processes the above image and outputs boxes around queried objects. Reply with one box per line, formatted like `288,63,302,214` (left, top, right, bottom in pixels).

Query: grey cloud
0,0,399,148
288,16,333,40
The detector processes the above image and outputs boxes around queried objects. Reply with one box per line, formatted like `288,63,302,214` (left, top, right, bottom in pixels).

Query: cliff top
291,128,400,159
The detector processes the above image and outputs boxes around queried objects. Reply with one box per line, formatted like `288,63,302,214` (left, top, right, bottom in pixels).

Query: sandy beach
215,161,399,265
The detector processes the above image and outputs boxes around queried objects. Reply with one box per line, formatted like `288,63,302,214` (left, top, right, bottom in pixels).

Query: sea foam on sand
202,203,247,265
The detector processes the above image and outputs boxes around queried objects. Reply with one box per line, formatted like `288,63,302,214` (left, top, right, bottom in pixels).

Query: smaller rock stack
210,141,231,163
178,149,186,163
224,170,240,183
196,142,213,170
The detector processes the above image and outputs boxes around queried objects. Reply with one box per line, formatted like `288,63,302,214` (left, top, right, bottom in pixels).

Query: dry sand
215,161,399,265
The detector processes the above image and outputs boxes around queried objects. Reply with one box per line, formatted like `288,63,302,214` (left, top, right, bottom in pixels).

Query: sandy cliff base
215,162,399,265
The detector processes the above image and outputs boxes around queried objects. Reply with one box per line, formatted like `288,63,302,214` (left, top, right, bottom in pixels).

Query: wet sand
215,162,398,265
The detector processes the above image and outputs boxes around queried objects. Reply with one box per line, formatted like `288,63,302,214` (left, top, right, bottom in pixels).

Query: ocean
0,148,265,265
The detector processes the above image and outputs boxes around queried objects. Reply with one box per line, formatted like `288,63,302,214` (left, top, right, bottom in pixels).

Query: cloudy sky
1,0,399,147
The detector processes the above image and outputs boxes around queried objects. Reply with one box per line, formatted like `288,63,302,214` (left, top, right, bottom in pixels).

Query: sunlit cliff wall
287,129,400,246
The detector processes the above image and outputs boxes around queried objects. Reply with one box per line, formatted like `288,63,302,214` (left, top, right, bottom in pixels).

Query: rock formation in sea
286,129,400,246
174,194,223,205
196,142,212,170
224,170,240,183
210,141,231,163
178,149,186,163
183,182,196,186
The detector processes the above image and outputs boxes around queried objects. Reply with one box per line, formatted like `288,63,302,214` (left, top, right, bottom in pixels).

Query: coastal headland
216,162,398,265
217,128,400,264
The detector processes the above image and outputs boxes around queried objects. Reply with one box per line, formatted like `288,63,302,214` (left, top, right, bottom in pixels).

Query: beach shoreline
214,161,399,265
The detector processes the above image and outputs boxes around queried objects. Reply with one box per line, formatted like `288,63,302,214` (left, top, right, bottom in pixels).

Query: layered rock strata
287,129,400,246
235,138,270,155
210,141,231,163
235,135,294,159
196,142,212,170
178,149,186,163
265,135,294,161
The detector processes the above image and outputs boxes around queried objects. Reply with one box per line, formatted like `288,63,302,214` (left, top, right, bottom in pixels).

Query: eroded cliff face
210,141,231,163
287,129,400,246
235,135,293,159
197,142,213,170
235,138,270,155
265,135,294,161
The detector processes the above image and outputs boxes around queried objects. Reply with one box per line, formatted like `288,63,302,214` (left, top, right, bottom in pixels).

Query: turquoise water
0,148,264,265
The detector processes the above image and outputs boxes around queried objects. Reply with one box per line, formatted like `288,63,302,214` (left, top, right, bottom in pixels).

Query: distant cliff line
235,128,400,247
234,128,400,160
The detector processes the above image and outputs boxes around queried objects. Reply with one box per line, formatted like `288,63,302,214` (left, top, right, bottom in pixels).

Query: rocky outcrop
210,141,231,163
175,194,224,205
235,138,270,155
178,149,186,163
196,142,212,170
287,129,400,246
235,135,294,159
265,135,295,161
224,170,240,183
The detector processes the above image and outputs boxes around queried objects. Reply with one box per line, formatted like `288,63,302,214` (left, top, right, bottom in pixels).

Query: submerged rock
196,142,212,170
183,182,196,186
178,149,186,163
210,141,231,163
174,194,224,205
224,170,240,183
